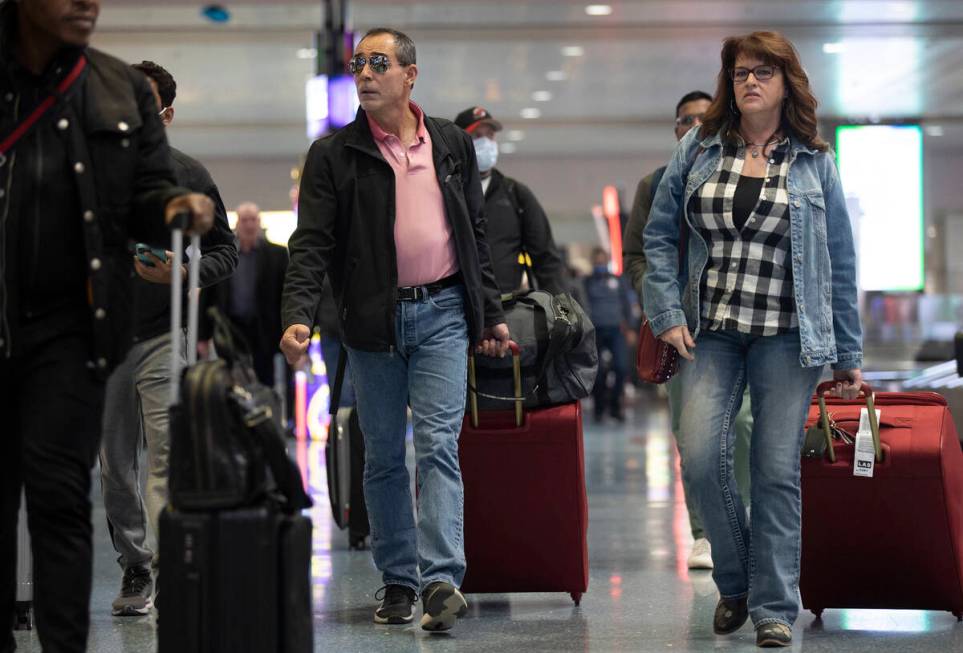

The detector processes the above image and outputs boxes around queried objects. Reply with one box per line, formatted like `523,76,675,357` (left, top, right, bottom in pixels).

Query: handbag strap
0,55,87,165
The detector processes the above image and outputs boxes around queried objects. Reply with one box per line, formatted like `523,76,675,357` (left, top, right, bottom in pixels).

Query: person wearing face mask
583,247,634,422
624,90,753,572
454,107,567,294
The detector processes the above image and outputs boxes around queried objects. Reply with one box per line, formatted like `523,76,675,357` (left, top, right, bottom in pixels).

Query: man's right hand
658,325,696,361
165,193,215,236
280,324,311,367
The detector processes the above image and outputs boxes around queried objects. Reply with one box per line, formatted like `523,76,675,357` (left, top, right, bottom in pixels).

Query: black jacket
0,13,187,374
282,108,504,350
200,239,288,357
483,169,566,295
132,147,237,343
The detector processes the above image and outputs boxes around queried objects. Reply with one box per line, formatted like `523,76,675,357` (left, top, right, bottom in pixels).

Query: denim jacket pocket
802,192,828,244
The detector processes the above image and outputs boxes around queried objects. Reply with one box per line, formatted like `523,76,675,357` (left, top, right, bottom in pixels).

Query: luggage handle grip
169,217,202,406
469,341,522,429
814,382,881,463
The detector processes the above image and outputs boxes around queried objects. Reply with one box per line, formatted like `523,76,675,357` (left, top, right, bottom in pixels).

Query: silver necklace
742,131,780,158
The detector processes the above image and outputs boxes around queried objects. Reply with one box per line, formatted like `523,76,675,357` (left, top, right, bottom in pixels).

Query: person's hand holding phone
133,245,184,284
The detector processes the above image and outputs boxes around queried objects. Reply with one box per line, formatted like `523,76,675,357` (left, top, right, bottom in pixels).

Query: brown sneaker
713,596,749,634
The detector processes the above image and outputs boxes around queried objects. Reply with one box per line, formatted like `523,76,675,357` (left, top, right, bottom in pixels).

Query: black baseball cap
454,106,503,133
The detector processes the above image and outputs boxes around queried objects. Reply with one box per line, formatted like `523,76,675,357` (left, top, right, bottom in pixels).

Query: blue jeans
675,329,822,628
346,285,469,593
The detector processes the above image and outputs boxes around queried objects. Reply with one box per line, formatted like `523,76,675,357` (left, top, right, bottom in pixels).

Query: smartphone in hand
134,243,168,267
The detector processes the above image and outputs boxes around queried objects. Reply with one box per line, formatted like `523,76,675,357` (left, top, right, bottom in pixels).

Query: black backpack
168,308,311,514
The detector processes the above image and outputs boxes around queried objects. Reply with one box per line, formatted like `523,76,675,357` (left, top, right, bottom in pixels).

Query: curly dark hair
700,31,828,152
132,60,177,107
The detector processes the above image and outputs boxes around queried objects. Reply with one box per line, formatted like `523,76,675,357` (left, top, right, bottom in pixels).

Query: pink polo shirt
367,103,459,287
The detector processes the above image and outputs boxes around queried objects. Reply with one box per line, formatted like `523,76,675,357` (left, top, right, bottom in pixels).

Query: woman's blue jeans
675,328,822,628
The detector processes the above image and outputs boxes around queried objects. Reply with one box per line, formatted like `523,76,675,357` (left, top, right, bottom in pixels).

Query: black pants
1,333,105,653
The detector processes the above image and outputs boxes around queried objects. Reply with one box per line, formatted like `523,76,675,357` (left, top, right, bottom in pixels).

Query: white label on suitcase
853,407,880,478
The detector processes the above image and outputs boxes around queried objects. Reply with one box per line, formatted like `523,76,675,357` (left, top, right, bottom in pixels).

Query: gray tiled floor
13,389,963,652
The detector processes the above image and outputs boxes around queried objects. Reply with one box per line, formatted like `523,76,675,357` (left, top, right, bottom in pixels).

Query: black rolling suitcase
158,223,312,653
326,406,369,547
159,507,312,653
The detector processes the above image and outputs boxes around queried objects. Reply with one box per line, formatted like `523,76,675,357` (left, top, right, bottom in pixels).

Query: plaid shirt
688,138,798,335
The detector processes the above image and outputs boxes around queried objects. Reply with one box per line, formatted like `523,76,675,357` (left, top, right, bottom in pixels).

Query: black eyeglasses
348,54,392,75
731,65,777,83
675,113,705,127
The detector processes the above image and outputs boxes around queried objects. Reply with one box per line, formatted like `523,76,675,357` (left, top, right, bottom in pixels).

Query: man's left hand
134,250,184,285
476,323,511,358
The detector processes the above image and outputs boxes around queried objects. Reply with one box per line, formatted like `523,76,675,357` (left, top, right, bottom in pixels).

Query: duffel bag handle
813,382,881,463
468,341,523,429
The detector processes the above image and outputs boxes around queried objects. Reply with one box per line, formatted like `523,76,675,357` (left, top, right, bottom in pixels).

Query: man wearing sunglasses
281,27,509,632
623,89,753,571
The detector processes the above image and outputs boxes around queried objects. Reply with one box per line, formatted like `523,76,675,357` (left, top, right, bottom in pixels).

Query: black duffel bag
169,308,311,514
472,290,598,410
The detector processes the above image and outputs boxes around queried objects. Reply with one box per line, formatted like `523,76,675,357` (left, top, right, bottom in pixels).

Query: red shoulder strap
0,55,87,159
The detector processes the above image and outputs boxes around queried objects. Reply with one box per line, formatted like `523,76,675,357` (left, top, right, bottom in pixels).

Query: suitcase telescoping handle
169,212,202,405
813,381,881,463
468,341,522,429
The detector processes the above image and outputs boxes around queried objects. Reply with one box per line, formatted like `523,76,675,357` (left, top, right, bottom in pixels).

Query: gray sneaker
420,581,468,632
112,566,153,616
756,623,792,647
373,585,417,624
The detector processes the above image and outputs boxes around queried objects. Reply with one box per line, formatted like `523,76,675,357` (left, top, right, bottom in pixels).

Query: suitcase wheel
810,608,824,619
570,592,582,607
14,602,32,631
954,611,962,622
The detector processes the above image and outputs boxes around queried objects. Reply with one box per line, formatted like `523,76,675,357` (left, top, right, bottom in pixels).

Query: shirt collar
366,101,427,144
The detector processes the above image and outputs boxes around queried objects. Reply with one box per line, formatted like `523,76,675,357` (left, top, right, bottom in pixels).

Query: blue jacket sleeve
641,130,698,337
820,153,863,370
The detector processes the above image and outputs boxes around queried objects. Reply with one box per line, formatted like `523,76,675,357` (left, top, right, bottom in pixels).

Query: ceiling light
506,130,525,141
562,46,584,57
532,90,552,102
926,125,944,137
520,107,541,119
546,70,568,82
585,4,612,16
500,143,518,154
822,42,845,54
297,48,318,59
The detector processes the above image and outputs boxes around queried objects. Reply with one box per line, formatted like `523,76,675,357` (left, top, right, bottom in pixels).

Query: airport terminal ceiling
93,0,963,159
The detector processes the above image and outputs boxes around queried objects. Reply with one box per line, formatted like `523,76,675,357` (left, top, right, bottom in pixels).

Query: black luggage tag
802,425,828,459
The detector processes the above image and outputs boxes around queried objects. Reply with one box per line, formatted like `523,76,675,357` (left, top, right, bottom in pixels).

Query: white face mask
472,136,498,173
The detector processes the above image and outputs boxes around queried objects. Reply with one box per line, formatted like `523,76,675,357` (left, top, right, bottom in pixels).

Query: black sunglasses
348,54,392,75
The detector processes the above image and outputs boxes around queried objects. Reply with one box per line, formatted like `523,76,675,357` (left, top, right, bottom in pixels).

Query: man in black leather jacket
0,2,213,651
454,106,567,294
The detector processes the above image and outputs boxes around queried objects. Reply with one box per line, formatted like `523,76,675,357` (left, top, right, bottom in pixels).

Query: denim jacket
642,126,862,370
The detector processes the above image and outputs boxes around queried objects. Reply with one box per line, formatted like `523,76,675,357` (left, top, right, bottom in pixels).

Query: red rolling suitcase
800,382,963,620
458,344,589,604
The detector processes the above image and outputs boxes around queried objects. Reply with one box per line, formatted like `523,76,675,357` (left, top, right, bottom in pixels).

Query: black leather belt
397,272,462,302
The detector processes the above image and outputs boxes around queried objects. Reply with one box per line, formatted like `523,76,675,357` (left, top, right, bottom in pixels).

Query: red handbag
635,198,689,385
636,319,678,384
